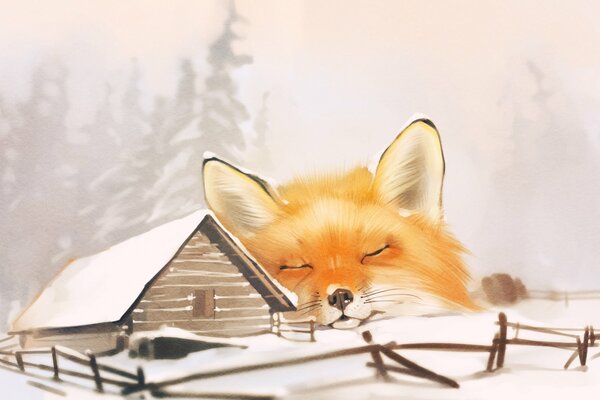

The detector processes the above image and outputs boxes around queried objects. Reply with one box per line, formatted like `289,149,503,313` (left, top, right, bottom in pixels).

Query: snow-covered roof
11,209,295,333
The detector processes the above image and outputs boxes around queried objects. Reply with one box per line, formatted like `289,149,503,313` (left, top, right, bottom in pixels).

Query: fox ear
203,157,281,237
373,118,445,221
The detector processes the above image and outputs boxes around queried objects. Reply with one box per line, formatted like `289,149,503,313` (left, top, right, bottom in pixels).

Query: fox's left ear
373,118,445,221
203,157,282,238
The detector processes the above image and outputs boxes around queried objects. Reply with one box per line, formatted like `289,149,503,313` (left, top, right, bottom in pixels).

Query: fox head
203,118,477,328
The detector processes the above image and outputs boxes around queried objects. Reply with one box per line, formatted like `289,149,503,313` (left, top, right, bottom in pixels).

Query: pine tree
244,91,274,171
483,61,600,284
69,84,122,254
0,96,18,200
145,58,201,223
147,3,254,223
0,59,75,323
89,61,153,244
197,1,253,161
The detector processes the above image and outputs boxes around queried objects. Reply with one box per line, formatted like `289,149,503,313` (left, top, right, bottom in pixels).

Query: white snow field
3,298,600,399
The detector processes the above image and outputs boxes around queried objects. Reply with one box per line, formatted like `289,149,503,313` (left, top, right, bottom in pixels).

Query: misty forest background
2,2,600,332
0,6,273,329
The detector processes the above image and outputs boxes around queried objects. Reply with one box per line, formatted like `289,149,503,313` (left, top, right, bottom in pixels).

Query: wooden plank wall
22,331,120,354
133,229,272,337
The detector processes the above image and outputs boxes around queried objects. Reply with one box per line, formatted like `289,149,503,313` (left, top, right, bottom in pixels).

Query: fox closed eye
279,264,313,271
361,245,389,264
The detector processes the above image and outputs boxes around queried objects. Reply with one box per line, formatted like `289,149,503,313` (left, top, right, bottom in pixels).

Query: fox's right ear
203,157,281,238
373,118,445,221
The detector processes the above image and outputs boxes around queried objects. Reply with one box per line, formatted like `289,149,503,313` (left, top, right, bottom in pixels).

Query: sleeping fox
203,117,477,328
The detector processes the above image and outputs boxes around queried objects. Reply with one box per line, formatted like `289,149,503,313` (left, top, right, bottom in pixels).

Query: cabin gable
131,217,281,337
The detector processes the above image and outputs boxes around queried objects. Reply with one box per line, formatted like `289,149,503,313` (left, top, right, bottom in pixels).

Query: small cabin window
193,289,215,318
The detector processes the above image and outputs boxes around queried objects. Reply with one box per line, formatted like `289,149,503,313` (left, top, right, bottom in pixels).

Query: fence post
362,331,388,380
581,327,590,366
276,315,281,337
86,351,103,392
486,334,499,372
309,320,315,342
496,312,508,369
137,366,145,386
116,331,128,352
51,347,59,380
14,351,24,372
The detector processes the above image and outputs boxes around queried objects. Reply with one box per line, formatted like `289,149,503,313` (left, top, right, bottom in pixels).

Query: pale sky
2,0,600,292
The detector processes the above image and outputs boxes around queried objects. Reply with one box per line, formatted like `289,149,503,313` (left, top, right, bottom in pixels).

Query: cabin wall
20,329,121,354
132,229,273,337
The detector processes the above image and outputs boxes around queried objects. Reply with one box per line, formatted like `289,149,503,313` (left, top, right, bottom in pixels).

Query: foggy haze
1,0,600,330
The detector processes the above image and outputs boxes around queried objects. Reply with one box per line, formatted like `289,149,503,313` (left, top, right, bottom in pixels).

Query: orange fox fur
204,118,477,327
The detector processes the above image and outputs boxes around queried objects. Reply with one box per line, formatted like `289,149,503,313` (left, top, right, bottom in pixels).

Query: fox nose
328,289,354,312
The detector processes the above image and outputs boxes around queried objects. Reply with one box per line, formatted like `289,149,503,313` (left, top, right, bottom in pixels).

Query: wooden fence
1,312,598,399
0,344,140,394
382,312,598,372
270,313,315,342
108,313,600,396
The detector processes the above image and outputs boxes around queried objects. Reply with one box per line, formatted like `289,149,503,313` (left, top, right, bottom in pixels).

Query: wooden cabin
10,211,296,354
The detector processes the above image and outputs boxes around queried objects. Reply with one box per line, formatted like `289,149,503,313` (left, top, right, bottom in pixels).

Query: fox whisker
296,300,322,311
365,299,406,304
299,299,321,305
363,293,422,302
357,282,371,292
362,287,403,296
298,304,322,316
362,287,412,297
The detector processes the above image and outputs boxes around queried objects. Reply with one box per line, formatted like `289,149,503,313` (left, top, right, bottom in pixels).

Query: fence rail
270,313,315,342
0,335,15,344
0,344,139,393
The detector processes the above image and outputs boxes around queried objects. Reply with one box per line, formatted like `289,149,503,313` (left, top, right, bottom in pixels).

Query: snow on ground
4,298,600,399
0,366,123,400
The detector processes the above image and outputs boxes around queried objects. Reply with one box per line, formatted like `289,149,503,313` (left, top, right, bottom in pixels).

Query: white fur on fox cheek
342,295,372,320
319,305,343,325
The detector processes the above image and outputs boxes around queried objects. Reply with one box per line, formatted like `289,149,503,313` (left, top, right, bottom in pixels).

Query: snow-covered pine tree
89,61,153,244
145,59,201,223
244,91,274,172
68,84,125,256
0,60,77,323
147,2,254,223
0,96,18,201
483,61,600,285
197,2,253,162
0,94,20,328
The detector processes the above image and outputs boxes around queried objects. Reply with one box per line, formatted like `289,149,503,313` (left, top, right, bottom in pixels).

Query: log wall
133,229,272,337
